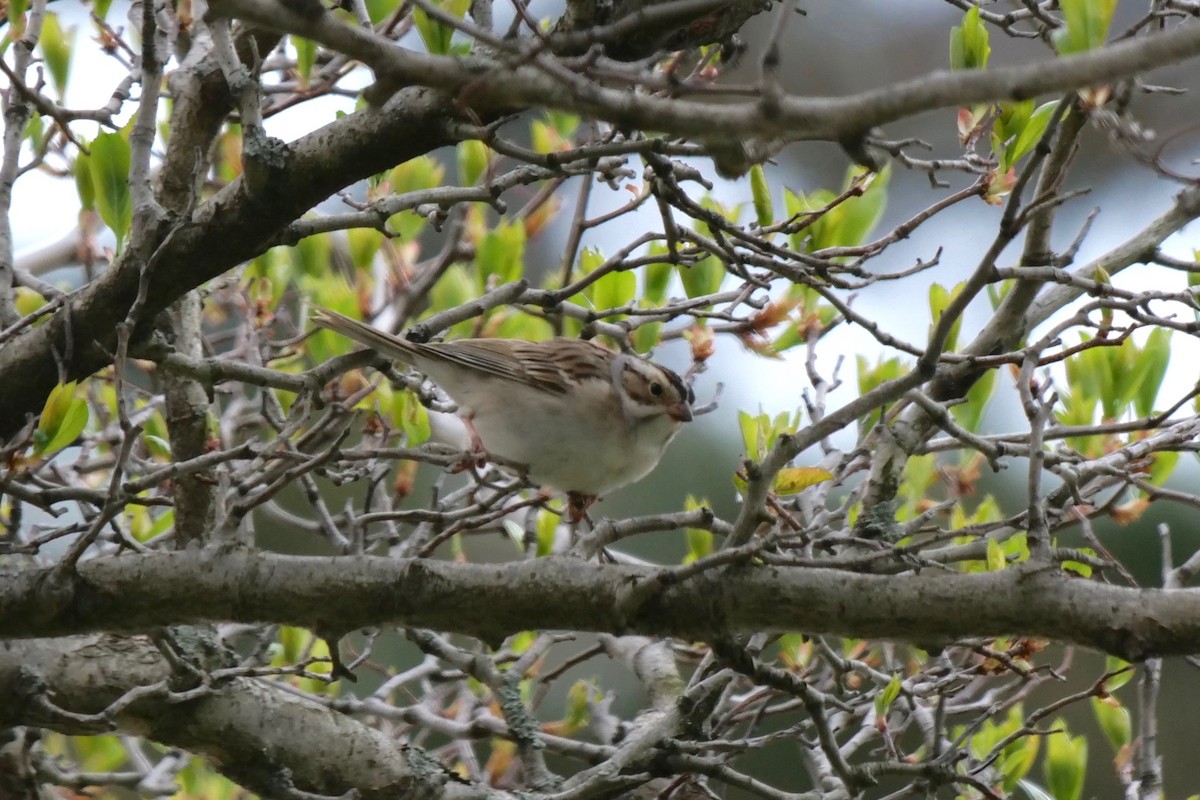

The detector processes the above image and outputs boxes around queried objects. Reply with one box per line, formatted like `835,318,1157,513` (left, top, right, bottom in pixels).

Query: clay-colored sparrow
312,308,694,511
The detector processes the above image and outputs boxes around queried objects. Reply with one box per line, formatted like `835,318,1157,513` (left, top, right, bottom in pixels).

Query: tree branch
3,552,1199,660
210,0,1200,141
0,634,499,800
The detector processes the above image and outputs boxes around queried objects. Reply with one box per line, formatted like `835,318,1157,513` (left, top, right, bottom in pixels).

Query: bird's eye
649,381,664,397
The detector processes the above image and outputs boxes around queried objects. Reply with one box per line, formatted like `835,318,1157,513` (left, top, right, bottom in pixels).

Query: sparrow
312,308,694,516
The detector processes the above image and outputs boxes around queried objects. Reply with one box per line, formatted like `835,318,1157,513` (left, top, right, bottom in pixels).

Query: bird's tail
310,307,419,362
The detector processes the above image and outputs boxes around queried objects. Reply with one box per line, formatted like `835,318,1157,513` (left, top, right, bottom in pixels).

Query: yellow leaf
773,467,833,495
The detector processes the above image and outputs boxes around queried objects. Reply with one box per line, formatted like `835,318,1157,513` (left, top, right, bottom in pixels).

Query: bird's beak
668,402,693,423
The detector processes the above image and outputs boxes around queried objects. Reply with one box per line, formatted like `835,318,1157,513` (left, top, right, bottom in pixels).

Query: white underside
419,370,679,496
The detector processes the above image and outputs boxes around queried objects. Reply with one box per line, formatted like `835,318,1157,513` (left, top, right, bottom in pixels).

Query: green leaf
987,278,1014,310
412,0,471,54
34,382,89,458
1003,102,1056,171
398,392,431,446
677,256,723,298
14,287,46,317
39,12,73,97
749,165,774,228
986,537,1006,571
458,140,490,185
874,674,902,717
1043,718,1087,800
1103,656,1133,691
143,433,172,459
149,508,175,540
928,281,965,353
951,363,995,432
592,270,636,315
586,250,636,315
1090,697,1131,754
680,199,736,298
784,170,890,255
414,7,452,54
492,313,551,342
388,156,446,241
530,120,567,154
294,36,316,86
631,319,663,354
856,355,907,434
770,320,805,353
536,508,558,556
391,157,446,194
784,188,828,252
8,0,27,35
22,113,43,148
347,227,383,272
1053,0,1116,54
736,408,803,464
303,282,364,363
1066,333,1116,420
738,410,764,460
684,526,712,562
1061,555,1093,578
1133,328,1171,417
643,244,674,305
363,0,399,22
683,496,713,563
89,132,132,252
1145,450,1179,489
563,680,596,730
546,110,580,139
834,167,890,249
293,230,332,279
996,718,1040,790
68,734,129,773
477,219,526,288
428,264,477,316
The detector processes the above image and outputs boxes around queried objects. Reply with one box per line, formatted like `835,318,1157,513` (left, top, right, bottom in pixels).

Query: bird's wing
434,338,613,394
313,307,614,394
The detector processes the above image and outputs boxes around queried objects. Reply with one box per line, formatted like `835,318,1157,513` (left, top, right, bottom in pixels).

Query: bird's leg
566,491,597,524
449,415,489,474
464,415,485,453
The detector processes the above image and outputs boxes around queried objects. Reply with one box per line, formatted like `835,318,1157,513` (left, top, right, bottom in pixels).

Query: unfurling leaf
950,6,990,70
34,382,89,458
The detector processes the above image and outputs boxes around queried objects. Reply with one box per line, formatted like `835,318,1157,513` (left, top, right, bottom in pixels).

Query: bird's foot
566,492,597,524
450,415,489,474
449,451,488,474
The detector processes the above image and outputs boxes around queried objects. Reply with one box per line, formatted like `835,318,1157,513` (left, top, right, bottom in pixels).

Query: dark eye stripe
662,368,693,405
623,361,693,406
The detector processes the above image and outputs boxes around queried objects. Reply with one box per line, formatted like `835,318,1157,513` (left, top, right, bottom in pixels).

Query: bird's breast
465,384,676,496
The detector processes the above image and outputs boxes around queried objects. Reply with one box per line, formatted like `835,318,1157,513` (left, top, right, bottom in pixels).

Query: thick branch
211,0,1200,141
2,552,1199,660
0,634,495,800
